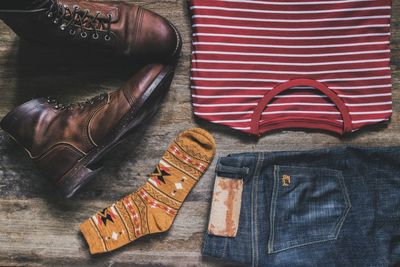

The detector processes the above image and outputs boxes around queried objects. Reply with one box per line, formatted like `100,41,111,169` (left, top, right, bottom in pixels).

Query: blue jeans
202,146,400,267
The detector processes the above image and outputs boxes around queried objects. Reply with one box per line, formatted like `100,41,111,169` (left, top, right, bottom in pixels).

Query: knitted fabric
80,128,216,254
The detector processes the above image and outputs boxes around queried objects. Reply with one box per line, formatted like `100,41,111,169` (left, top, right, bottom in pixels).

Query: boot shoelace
46,0,113,41
47,93,108,110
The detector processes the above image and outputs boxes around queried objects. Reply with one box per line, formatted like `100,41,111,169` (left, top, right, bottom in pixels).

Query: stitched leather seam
85,99,109,148
136,7,144,52
122,86,137,107
32,142,86,160
132,7,141,54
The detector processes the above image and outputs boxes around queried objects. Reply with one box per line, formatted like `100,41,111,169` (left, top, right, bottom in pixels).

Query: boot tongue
27,0,52,9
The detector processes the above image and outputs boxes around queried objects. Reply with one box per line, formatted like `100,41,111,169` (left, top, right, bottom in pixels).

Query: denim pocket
267,165,351,253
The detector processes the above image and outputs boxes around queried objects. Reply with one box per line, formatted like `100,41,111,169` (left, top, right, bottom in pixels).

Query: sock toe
175,128,216,164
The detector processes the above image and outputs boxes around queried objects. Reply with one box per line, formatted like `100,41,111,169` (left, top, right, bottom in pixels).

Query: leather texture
0,0,181,61
0,63,175,196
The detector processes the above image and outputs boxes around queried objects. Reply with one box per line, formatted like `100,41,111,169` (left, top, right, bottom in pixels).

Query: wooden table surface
0,1,399,266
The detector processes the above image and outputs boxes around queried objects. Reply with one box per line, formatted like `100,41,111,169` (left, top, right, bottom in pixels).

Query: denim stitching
332,171,352,238
221,232,229,258
250,161,255,266
252,154,264,267
268,237,339,254
250,156,258,267
267,165,280,254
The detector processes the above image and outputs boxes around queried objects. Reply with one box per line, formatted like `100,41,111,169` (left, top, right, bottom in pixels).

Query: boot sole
56,66,175,198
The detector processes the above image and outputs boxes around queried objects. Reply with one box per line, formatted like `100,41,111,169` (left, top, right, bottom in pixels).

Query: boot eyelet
53,18,59,24
60,24,67,31
92,33,99,40
73,5,79,10
81,32,88,38
69,29,76,35
47,12,53,18
104,35,111,41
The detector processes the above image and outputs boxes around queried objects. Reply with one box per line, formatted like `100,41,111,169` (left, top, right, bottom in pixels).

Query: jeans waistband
216,146,400,180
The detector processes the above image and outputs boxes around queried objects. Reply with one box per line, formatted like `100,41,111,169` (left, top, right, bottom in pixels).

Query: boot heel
57,163,103,198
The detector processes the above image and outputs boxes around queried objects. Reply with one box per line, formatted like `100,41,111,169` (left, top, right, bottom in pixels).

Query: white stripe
148,178,159,187
192,59,390,67
193,49,391,57
190,84,392,91
191,75,390,83
192,95,327,99
215,0,377,5
212,119,252,123
217,118,390,127
202,110,340,115
232,126,251,130
192,23,390,32
160,159,171,168
192,94,263,98
195,102,334,107
346,101,392,106
191,86,272,90
191,67,390,75
263,111,339,115
350,109,392,115
193,32,390,40
192,14,390,23
330,84,391,90
196,111,253,115
269,102,335,107
275,95,319,98
194,103,258,107
191,77,286,82
198,110,392,116
338,93,391,98
110,206,117,215
320,75,391,82
194,101,392,107
212,118,390,126
190,6,391,14
192,86,336,90
214,118,390,125
215,0,378,5
193,41,389,49
340,118,389,123
193,93,392,99
92,216,99,225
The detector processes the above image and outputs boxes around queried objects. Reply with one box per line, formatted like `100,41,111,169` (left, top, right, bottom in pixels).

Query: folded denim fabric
203,146,400,267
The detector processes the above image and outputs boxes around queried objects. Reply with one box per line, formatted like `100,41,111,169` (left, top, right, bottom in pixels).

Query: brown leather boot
0,64,175,198
0,0,182,62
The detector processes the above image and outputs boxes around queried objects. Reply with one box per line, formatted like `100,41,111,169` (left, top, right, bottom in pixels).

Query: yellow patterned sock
80,128,216,254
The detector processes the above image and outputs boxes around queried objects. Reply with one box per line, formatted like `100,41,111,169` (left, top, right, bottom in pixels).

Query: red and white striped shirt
189,0,392,135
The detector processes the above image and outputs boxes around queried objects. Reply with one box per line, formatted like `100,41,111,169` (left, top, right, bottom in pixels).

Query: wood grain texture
0,0,399,266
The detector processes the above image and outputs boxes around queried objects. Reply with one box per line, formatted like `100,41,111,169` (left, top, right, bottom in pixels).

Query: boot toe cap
1,98,51,153
137,9,182,61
